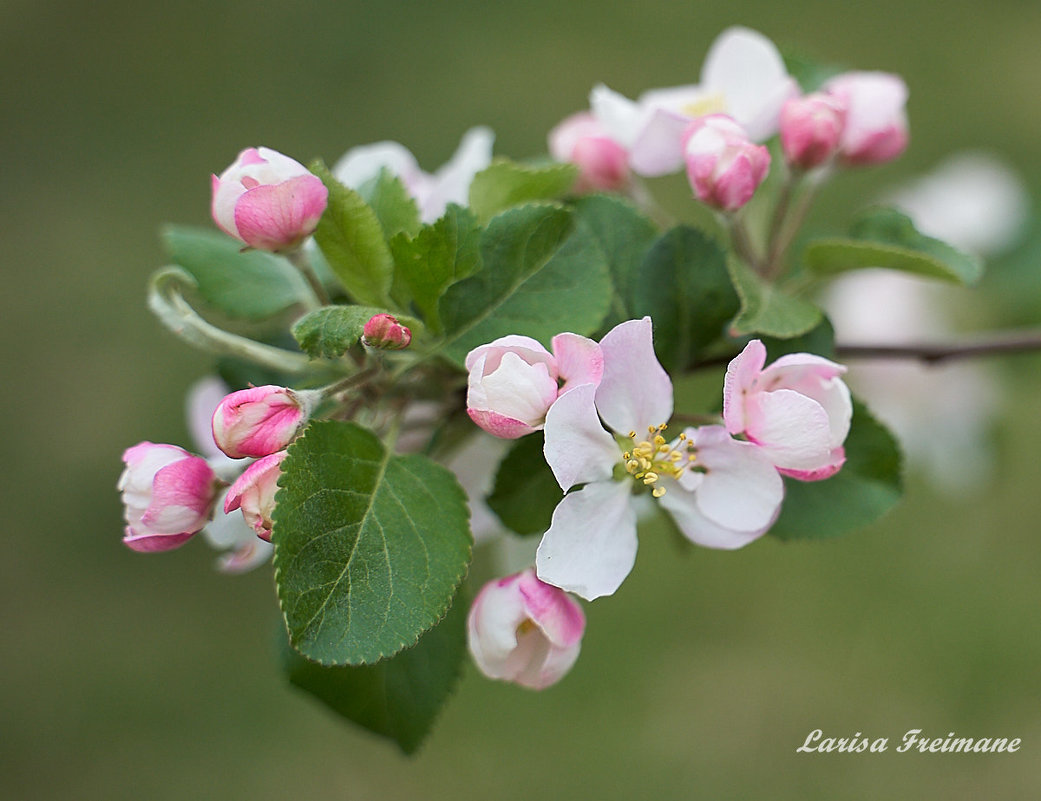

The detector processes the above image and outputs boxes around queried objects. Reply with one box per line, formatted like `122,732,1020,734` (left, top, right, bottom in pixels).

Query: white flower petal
628,107,692,176
746,389,834,470
543,383,620,491
701,26,794,141
689,426,784,532
536,481,638,601
658,481,769,549
595,317,673,435
332,141,421,189
590,83,644,149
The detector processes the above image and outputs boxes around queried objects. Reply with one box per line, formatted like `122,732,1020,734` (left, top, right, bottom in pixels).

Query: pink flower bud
118,442,221,552
683,115,771,211
211,147,329,252
361,313,412,350
465,333,603,439
211,385,314,459
723,340,852,480
823,72,909,166
779,92,846,169
548,112,631,193
467,568,586,690
224,451,287,541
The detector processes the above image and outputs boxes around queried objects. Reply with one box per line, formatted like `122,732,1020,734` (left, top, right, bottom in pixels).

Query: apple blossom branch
834,327,1041,364
688,327,1041,371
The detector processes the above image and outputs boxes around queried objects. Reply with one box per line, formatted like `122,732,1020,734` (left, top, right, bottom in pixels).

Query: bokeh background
4,1,1041,798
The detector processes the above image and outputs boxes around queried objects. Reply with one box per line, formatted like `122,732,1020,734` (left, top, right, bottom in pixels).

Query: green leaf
782,50,842,92
469,159,578,223
805,206,984,285
439,204,612,365
486,433,562,536
769,400,903,541
630,226,740,370
282,586,468,755
273,421,472,665
290,305,386,358
357,169,422,239
310,161,394,306
160,226,311,319
571,194,660,326
727,256,823,338
390,205,482,334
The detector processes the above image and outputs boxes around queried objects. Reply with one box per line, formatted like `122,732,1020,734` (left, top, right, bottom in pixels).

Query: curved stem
148,267,321,374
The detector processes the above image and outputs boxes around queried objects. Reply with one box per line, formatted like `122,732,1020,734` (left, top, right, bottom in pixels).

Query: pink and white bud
211,385,315,459
465,333,604,439
823,72,909,166
224,451,287,541
211,147,329,252
683,115,771,212
118,442,221,552
779,92,847,169
361,313,412,350
467,568,586,690
723,339,852,480
548,112,630,193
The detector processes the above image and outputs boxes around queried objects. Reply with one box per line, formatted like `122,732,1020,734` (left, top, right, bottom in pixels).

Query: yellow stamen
621,422,696,495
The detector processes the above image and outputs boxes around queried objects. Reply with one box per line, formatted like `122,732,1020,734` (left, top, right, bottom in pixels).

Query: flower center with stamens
621,424,696,498
681,91,727,119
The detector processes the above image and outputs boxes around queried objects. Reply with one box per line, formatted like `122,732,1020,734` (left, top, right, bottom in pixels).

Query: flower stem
285,246,330,308
727,213,762,273
627,177,676,229
148,267,324,374
763,168,826,281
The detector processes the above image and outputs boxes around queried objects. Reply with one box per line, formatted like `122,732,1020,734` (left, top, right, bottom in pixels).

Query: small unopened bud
548,111,630,193
823,71,909,166
211,385,315,459
780,93,846,169
362,313,412,350
211,147,328,252
224,451,287,541
118,442,221,552
683,115,771,212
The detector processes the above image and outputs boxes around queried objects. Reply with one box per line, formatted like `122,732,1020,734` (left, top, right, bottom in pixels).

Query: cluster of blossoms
119,24,931,714
549,26,908,210
463,318,851,684
119,383,314,561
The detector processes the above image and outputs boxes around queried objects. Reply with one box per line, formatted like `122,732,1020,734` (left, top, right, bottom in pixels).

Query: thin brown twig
686,327,1041,371
834,329,1041,364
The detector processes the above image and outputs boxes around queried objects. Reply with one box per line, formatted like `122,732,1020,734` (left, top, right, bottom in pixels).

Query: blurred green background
4,1,1041,798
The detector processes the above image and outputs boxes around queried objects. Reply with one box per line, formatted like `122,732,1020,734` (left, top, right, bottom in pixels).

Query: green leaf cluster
157,155,942,754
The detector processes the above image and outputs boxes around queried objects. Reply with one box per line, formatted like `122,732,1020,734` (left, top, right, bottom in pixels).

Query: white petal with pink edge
595,317,673,436
684,426,784,533
745,389,835,471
